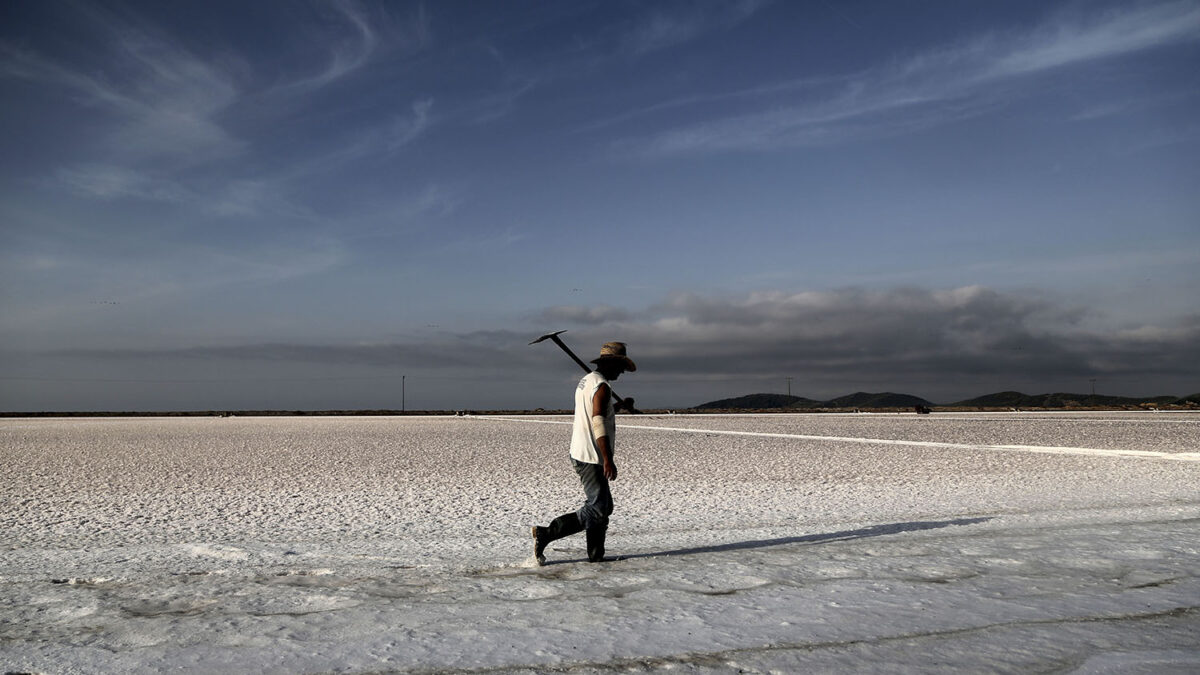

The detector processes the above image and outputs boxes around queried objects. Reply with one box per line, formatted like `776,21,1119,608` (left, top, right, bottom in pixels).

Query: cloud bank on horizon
1,1,1197,411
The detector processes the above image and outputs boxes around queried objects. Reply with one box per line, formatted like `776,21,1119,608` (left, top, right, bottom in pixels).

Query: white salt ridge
487,414,1200,461
1,412,1198,673
187,544,249,560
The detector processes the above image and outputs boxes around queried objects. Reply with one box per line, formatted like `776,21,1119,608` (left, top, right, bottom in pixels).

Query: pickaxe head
529,329,640,413
529,329,567,346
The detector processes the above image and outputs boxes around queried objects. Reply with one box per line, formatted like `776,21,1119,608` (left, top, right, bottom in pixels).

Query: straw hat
590,341,636,372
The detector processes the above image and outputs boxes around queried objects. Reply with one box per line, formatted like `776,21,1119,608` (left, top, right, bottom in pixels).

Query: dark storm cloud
548,287,1199,392
631,287,1089,374
43,287,1200,401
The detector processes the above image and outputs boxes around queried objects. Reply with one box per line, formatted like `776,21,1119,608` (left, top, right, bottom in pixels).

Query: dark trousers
572,458,613,531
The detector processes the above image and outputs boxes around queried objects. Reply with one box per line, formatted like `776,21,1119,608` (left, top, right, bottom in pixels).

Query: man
532,341,636,565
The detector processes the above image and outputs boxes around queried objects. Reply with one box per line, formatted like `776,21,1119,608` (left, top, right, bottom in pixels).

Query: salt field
2,412,1198,673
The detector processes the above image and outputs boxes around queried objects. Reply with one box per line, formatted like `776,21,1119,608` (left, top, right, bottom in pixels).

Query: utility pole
1090,378,1096,397
786,376,793,398
402,375,406,412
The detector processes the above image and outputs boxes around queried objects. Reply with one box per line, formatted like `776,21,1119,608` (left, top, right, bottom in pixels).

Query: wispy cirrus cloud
619,0,768,57
52,164,318,221
986,1,1200,77
287,0,380,91
619,2,1200,157
463,1,769,126
277,0,431,93
336,183,463,241
334,97,436,161
1,21,242,163
388,97,434,149
2,0,434,201
266,94,438,185
55,165,192,203
0,0,455,268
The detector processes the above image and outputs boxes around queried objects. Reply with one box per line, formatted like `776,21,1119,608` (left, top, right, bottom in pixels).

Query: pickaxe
529,330,640,413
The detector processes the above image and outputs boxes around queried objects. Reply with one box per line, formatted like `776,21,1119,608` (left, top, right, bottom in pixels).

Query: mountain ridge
695,391,1198,410
695,391,933,410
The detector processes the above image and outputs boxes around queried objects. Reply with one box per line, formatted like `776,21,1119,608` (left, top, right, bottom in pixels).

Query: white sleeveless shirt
569,371,615,464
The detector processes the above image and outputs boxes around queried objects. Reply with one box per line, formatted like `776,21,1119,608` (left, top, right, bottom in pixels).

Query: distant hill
695,391,930,410
694,389,1195,411
694,393,822,410
952,392,1180,408
951,391,1028,407
825,392,934,408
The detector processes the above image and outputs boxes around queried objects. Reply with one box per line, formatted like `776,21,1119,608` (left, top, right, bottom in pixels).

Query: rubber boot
586,526,607,563
532,513,583,565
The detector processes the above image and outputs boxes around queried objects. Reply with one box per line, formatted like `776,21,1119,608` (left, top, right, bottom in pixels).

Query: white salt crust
1,412,1197,673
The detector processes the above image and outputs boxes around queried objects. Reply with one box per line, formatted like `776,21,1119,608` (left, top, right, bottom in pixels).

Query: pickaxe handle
530,330,640,413
548,334,593,373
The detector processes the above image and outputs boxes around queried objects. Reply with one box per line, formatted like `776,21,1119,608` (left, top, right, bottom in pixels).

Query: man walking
532,341,636,565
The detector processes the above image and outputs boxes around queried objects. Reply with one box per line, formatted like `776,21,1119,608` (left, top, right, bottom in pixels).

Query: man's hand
597,435,618,481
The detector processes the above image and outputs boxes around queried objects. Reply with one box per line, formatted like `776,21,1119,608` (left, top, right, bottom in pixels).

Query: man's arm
592,382,618,481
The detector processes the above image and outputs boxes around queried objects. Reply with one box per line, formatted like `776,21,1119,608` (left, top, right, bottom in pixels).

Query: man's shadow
534,517,994,566
619,517,992,561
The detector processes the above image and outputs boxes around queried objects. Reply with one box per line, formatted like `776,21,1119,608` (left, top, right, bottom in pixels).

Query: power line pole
402,375,406,412
786,376,793,398
1089,378,1096,397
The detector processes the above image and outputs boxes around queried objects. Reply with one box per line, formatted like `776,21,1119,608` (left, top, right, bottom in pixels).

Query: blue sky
2,0,1198,411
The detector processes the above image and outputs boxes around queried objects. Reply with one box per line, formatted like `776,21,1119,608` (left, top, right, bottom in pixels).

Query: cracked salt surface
1,412,1198,673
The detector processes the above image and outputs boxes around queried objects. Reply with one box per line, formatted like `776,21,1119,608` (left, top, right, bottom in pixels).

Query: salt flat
1,412,1198,673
